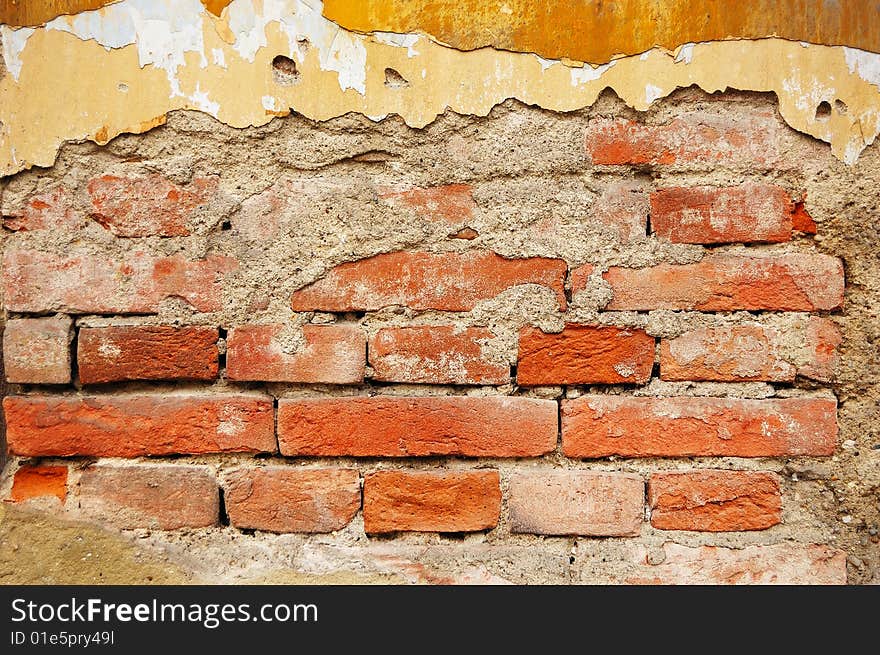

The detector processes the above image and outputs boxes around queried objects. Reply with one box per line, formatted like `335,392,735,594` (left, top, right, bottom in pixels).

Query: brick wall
2,91,876,584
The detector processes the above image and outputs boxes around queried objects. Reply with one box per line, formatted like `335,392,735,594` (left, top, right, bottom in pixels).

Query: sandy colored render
1,0,880,176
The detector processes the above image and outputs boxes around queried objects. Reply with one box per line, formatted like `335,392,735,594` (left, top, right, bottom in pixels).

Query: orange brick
598,254,844,311
224,467,360,533
10,465,68,503
369,326,508,385
650,184,792,244
648,470,782,531
517,325,654,386
277,396,557,457
363,470,500,534
562,396,836,458
509,471,644,536
226,324,365,383
78,326,218,384
290,251,567,312
4,394,276,457
76,465,219,529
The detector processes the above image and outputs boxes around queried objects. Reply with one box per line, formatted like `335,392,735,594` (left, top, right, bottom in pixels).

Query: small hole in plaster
384,68,409,89
118,82,129,92
815,101,832,120
272,55,300,86
835,99,848,115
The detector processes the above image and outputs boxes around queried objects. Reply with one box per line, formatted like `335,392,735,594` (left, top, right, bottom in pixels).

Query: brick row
7,463,790,535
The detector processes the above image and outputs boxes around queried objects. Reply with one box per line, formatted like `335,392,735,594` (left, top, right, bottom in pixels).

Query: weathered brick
78,326,219,384
378,183,476,224
598,254,844,311
4,394,276,457
585,113,778,167
290,251,567,312
76,465,219,529
10,465,68,503
648,470,782,531
368,326,508,385
87,174,218,237
800,317,842,382
226,324,365,383
517,325,654,386
650,184,792,244
2,249,237,314
277,396,557,457
562,396,837,458
660,319,842,383
363,470,501,534
3,317,72,384
661,324,796,382
509,471,644,536
2,188,76,232
627,543,846,585
224,467,360,533
590,181,650,242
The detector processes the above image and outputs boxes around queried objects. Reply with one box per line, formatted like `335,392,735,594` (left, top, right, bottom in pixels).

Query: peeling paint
1,0,880,175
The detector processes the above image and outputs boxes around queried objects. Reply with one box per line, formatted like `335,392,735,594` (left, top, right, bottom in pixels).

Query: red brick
10,465,68,503
569,264,594,297
509,471,644,536
363,470,500,534
791,200,818,233
585,114,778,166
76,465,218,529
800,317,841,382
650,184,792,244
87,174,218,237
3,317,72,384
648,470,782,531
517,325,654,386
661,324,795,382
378,183,476,224
4,394,276,457
2,188,77,232
369,326,508,385
224,467,360,533
290,251,567,312
226,324,365,383
562,396,836,458
627,543,846,585
277,396,557,457
78,326,218,384
2,249,237,314
598,254,844,311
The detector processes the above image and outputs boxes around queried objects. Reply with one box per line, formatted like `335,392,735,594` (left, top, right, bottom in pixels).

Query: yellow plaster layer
324,0,880,63
1,0,879,176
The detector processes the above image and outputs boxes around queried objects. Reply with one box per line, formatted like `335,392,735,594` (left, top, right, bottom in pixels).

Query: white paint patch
674,43,695,64
570,61,614,86
190,83,221,116
844,47,880,90
212,48,227,68
534,55,557,71
374,32,420,57
261,95,278,111
0,26,35,81
645,83,664,103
